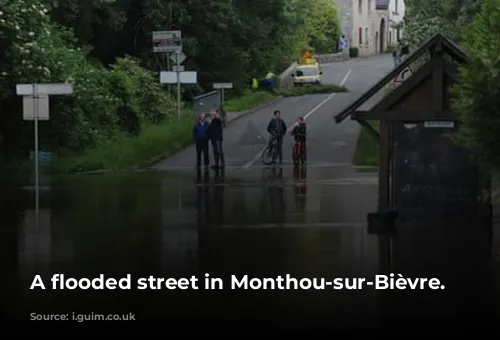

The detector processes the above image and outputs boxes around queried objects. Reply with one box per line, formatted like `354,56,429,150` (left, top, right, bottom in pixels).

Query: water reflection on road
1,166,499,326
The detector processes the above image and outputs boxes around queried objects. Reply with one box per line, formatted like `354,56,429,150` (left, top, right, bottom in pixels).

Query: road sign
172,65,185,72
153,30,182,53
16,83,73,96
424,121,455,128
170,51,186,64
213,83,233,89
339,38,349,49
160,71,197,84
16,82,73,220
393,66,413,83
23,95,49,120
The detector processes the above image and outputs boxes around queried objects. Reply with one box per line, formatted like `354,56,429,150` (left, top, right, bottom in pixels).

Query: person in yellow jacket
251,77,259,91
264,71,276,92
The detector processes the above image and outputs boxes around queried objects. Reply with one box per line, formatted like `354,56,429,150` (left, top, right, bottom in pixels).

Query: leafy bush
0,0,175,157
349,47,359,58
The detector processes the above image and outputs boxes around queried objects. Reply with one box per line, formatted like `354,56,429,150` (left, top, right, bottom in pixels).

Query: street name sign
213,83,233,89
160,71,197,84
16,83,73,96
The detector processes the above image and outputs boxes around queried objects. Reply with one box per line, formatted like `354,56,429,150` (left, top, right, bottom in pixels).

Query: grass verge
352,87,394,166
51,111,194,174
353,121,379,166
224,90,277,112
280,84,348,97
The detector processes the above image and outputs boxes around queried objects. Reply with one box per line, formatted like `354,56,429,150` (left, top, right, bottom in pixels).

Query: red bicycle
292,134,306,166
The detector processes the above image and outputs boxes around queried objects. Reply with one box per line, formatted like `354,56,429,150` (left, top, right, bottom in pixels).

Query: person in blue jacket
193,113,210,169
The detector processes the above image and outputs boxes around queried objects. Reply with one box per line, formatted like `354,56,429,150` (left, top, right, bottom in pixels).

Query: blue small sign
339,38,349,49
30,151,52,167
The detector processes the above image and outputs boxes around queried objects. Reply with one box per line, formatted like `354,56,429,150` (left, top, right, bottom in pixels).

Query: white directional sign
172,65,185,72
23,95,49,120
213,83,233,89
16,83,73,96
153,30,182,53
160,71,197,84
170,51,186,64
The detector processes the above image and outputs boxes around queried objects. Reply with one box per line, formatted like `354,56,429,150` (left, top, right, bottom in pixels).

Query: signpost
213,83,233,113
16,82,73,224
160,66,197,119
153,30,197,120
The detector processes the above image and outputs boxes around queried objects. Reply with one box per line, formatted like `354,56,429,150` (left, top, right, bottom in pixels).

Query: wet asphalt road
2,55,500,328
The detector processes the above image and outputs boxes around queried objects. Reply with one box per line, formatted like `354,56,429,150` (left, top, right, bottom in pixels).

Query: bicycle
261,137,279,165
292,134,307,166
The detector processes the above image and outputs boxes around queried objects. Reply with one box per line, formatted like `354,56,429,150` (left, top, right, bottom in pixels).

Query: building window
395,0,398,13
359,27,363,45
358,0,362,13
368,0,371,13
365,27,368,45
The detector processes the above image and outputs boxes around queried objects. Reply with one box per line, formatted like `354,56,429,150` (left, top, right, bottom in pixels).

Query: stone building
334,0,392,56
388,0,405,46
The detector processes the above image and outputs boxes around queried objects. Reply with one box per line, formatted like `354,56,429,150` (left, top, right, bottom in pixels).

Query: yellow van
292,63,322,86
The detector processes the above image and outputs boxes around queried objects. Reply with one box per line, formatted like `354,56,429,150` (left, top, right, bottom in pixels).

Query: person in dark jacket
208,109,224,169
266,110,287,164
193,113,210,169
291,117,307,142
291,117,307,163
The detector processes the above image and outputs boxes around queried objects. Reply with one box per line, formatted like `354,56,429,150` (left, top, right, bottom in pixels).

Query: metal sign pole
176,50,181,120
221,89,225,111
32,84,40,225
167,54,171,96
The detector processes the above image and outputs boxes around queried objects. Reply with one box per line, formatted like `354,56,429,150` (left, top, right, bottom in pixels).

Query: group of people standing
192,110,225,170
192,108,307,169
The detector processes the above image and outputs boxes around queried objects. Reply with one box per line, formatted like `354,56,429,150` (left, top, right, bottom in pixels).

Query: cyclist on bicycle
266,110,287,164
291,117,307,164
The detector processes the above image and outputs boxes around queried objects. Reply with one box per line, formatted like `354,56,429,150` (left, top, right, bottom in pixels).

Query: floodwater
1,166,499,327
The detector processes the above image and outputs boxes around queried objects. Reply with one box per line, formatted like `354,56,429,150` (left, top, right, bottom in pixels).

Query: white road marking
340,69,351,86
242,68,352,168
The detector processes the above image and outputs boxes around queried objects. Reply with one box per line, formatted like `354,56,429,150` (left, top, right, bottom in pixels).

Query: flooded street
2,165,499,327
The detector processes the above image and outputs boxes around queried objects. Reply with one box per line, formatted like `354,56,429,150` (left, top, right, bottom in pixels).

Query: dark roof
334,33,468,123
376,0,390,9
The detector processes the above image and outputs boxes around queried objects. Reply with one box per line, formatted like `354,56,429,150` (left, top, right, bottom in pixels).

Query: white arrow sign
170,51,186,64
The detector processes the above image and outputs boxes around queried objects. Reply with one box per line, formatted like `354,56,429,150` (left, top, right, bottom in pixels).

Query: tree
403,0,482,47
451,0,500,174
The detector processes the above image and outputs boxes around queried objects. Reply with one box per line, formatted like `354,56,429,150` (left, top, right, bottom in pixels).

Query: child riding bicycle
290,117,307,164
